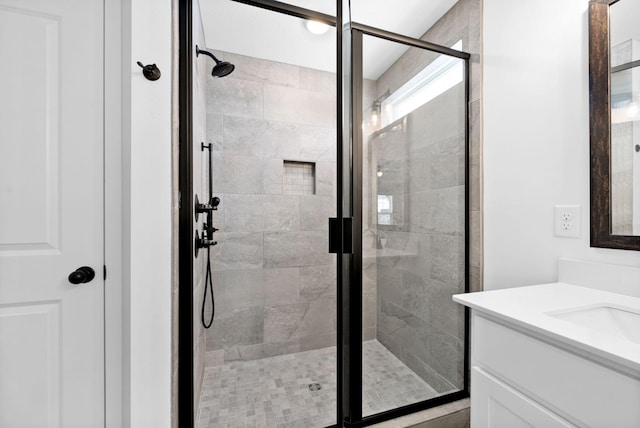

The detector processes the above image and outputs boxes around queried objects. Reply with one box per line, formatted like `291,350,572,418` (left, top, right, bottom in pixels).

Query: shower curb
369,398,470,428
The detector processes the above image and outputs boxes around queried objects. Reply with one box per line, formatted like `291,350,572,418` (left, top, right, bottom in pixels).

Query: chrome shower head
196,45,235,78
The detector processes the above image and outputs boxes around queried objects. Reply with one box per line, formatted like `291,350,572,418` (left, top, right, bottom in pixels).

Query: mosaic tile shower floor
196,340,438,428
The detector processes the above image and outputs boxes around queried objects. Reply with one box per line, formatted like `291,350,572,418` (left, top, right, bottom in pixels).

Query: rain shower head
196,45,235,78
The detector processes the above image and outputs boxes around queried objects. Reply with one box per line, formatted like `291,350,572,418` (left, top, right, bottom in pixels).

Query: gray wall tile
262,121,303,160
470,211,481,268
224,194,300,232
426,327,464,389
223,116,265,157
262,158,284,195
205,350,225,367
222,269,265,312
223,341,301,363
427,135,466,190
299,68,335,93
212,232,264,271
263,303,309,343
376,263,404,307
262,268,301,306
363,326,377,342
407,188,465,235
264,231,331,268
264,299,336,343
221,155,262,194
264,84,336,127
300,195,334,231
299,126,337,162
299,332,336,352
207,77,263,119
363,293,377,329
400,271,432,323
299,264,337,300
206,306,264,350
206,112,223,151
470,156,480,211
430,236,465,288
206,54,339,363
315,162,334,196
225,52,300,88
210,151,224,194
402,352,457,394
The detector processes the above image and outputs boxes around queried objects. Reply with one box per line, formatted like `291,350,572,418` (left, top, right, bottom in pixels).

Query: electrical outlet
554,205,581,238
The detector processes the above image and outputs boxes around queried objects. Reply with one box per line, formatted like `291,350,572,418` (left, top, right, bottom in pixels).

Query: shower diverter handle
194,195,220,221
195,196,219,213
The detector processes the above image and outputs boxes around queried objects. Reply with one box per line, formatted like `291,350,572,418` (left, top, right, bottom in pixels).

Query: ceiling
199,0,458,80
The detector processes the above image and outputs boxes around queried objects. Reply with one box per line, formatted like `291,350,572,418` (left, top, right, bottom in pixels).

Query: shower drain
308,383,322,391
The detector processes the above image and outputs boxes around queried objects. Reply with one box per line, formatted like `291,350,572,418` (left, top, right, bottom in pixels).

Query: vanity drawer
472,313,640,428
471,367,575,428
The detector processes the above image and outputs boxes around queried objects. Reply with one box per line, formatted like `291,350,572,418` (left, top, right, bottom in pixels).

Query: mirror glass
610,0,640,236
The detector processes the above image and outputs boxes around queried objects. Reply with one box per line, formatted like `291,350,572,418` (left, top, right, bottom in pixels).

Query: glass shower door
338,21,469,425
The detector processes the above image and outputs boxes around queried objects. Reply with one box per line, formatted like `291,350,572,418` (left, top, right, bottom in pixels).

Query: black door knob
68,266,96,285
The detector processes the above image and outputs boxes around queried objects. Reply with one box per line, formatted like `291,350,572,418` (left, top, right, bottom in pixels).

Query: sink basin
548,305,640,344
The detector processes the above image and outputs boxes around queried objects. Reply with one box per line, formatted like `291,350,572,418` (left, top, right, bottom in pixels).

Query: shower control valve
204,223,219,234
195,194,220,221
201,238,217,247
195,230,217,258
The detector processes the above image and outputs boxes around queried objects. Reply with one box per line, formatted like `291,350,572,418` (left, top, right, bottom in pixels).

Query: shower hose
202,245,215,328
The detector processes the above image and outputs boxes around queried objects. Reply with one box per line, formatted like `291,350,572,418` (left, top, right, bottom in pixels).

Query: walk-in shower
179,0,477,426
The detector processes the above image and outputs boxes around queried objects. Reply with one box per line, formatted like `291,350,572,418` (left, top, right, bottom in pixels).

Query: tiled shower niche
283,160,316,195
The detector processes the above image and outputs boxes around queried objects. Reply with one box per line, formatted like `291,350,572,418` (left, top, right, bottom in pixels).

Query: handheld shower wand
199,142,219,328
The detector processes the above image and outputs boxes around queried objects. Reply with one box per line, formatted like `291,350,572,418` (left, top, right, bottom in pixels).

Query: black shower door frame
337,12,471,428
177,1,471,427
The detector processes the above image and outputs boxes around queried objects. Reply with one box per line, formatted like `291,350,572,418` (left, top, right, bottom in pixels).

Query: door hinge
103,265,107,280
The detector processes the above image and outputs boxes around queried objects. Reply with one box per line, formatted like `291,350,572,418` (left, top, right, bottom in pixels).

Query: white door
0,0,105,427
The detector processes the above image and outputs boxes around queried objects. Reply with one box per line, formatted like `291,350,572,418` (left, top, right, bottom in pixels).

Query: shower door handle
328,217,353,254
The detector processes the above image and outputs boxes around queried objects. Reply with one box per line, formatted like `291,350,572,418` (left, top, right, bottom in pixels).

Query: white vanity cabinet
471,367,574,428
454,283,640,428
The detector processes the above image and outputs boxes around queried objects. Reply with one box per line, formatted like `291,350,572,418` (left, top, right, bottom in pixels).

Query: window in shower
377,195,393,225
381,40,464,127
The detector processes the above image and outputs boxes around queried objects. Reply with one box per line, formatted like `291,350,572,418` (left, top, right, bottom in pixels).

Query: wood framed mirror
589,0,640,250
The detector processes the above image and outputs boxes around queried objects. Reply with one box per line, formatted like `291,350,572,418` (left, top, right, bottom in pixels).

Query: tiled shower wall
203,53,377,364
370,0,482,392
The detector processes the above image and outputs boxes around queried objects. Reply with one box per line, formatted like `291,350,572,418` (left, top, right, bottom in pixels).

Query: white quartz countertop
453,283,640,374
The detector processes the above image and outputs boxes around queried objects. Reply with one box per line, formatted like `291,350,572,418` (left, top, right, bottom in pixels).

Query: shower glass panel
359,33,467,417
196,2,338,426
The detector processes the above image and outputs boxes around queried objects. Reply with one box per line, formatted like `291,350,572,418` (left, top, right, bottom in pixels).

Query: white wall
123,0,173,426
483,0,640,290
105,0,123,425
